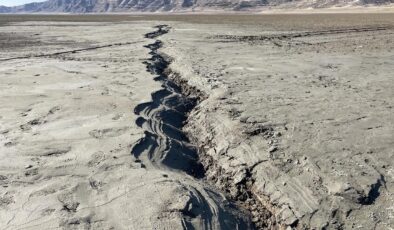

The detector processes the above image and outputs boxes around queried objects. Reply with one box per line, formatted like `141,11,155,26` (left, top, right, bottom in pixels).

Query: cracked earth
1,14,394,229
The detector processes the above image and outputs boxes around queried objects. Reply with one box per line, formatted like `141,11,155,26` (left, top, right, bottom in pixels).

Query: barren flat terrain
0,14,393,229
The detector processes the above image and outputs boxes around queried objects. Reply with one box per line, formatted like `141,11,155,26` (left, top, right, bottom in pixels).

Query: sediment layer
1,15,393,230
160,20,394,229
131,24,255,229
139,25,284,229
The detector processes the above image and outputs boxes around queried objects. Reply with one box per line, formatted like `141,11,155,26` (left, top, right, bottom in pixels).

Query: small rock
274,131,282,137
4,142,13,147
268,146,278,153
229,187,239,198
233,170,246,184
25,164,33,169
251,210,259,217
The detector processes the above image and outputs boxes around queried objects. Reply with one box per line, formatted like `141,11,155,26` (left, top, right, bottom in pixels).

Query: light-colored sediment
0,21,167,229
0,21,250,229
161,18,394,229
1,14,394,230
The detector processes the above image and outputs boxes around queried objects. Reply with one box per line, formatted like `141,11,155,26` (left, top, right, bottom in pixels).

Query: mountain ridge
0,0,393,13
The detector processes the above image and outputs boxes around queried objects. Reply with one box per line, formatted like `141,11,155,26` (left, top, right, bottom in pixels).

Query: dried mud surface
0,20,252,230
1,14,394,229
161,14,394,229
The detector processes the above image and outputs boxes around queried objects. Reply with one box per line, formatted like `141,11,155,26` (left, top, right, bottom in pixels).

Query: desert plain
0,13,393,229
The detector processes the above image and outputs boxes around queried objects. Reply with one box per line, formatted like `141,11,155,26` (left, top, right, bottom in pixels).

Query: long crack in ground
131,25,255,229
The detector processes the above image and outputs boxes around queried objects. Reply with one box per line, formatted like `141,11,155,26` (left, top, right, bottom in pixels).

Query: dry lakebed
0,14,393,229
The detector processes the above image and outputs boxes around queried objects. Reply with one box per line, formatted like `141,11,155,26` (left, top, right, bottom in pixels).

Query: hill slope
0,0,393,13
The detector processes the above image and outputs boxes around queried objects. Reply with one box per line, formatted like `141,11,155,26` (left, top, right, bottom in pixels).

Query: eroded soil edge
131,24,285,229
131,25,206,177
131,25,256,229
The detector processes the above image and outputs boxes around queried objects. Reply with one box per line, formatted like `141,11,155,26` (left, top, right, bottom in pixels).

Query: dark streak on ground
131,24,256,229
131,25,205,178
212,25,394,43
0,41,142,62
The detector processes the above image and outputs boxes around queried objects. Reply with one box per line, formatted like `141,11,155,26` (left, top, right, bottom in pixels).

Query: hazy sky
0,0,46,6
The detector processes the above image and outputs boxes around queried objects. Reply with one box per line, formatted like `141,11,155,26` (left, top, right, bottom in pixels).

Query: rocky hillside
0,0,393,13
0,5,11,13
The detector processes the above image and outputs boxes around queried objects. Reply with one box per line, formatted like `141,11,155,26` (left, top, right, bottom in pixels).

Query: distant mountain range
0,0,393,13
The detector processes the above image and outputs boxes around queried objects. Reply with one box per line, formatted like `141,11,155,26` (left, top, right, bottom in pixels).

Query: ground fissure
132,24,283,229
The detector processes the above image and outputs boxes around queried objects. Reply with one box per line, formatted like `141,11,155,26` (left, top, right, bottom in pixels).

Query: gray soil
0,13,394,229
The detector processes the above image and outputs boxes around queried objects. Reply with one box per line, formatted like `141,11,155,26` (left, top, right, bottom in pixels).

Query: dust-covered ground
161,14,394,229
0,20,252,230
0,14,393,229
